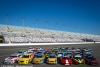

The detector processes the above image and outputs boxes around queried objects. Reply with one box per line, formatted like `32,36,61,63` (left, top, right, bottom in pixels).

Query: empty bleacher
0,24,100,43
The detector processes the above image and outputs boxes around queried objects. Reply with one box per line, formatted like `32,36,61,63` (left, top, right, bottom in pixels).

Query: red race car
60,56,72,65
85,55,99,66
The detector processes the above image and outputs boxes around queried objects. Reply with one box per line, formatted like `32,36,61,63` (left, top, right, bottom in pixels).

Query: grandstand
0,24,100,43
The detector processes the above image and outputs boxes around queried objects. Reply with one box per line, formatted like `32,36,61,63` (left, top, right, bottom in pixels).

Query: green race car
72,55,85,64
15,50,27,55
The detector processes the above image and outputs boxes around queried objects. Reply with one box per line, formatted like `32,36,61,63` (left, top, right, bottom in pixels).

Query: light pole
36,19,38,28
69,26,71,32
6,14,9,24
22,17,25,27
56,23,57,30
63,25,65,31
46,21,49,29
75,27,77,33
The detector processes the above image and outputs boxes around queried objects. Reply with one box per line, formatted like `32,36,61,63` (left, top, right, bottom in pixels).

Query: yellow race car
47,54,57,64
18,54,34,64
32,53,45,64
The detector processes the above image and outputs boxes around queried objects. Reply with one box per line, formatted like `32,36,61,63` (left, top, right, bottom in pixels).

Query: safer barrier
0,42,99,46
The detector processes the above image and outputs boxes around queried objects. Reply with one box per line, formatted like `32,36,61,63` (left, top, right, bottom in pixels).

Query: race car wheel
32,60,34,64
11,61,14,64
3,61,5,64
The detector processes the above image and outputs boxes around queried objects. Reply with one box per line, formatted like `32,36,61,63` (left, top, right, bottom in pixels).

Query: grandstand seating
0,24,100,43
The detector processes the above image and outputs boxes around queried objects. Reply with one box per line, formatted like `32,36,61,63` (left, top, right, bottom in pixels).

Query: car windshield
28,52,33,54
40,50,44,51
75,53,81,55
58,53,63,55
49,56,56,58
17,51,22,53
48,53,52,54
85,52,91,54
88,57,96,60
37,52,42,54
61,49,66,51
67,52,72,55
36,56,42,58
22,55,29,58
10,56,17,58
75,57,82,60
62,57,70,60
33,50,38,52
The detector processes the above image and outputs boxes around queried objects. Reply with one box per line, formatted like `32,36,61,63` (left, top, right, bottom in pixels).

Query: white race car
57,52,63,58
27,47,34,52
27,50,34,55
3,54,22,64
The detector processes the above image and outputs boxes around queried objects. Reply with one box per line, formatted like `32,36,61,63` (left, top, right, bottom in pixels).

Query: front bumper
91,62,99,66
62,62,72,65
3,60,14,64
33,61,43,64
47,61,57,64
18,61,29,64
75,61,85,64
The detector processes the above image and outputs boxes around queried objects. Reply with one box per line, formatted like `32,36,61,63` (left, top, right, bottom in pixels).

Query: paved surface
0,43,100,67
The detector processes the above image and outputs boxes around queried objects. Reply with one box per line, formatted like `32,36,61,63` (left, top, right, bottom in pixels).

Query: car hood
34,58,43,60
18,58,29,61
48,58,57,61
5,57,16,60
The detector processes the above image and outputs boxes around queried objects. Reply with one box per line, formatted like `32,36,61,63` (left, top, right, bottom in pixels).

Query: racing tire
3,61,5,64
11,61,14,64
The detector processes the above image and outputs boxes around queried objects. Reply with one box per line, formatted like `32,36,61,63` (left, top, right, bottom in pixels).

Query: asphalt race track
0,43,100,67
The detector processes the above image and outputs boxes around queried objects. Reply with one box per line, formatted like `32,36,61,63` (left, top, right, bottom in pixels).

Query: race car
53,47,59,50
72,55,85,64
47,54,57,64
27,50,34,55
38,48,45,53
32,53,45,64
57,49,67,57
64,51,73,58
60,56,72,65
57,52,63,58
56,51,67,58
33,48,39,53
88,49,93,53
35,47,45,52
59,47,65,51
83,50,92,57
15,50,27,55
74,51,82,56
27,47,34,52
18,54,34,64
52,49,59,55
3,54,22,64
34,51,44,56
85,55,99,66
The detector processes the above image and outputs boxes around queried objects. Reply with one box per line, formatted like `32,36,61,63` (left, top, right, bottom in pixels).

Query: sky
0,0,100,35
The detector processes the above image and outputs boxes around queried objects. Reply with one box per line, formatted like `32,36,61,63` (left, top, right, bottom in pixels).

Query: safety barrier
0,42,99,46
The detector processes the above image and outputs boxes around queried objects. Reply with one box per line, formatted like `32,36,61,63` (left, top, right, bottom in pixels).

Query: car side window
18,55,21,57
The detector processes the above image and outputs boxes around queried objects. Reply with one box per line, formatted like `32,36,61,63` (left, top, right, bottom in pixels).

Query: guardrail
0,42,99,46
